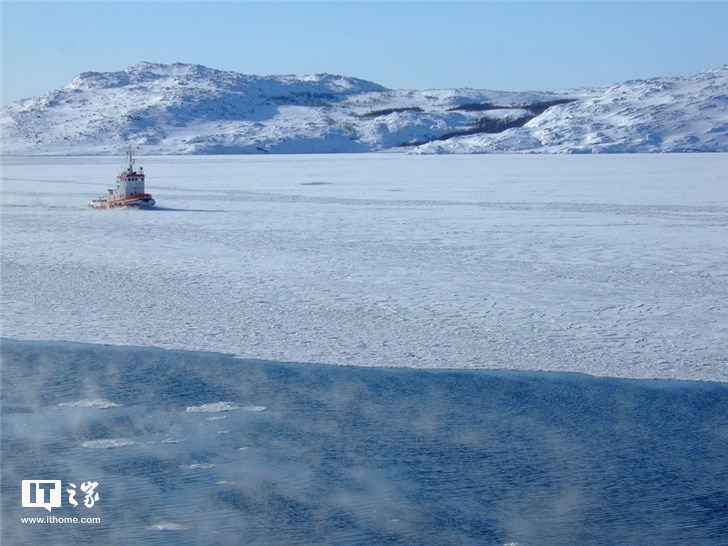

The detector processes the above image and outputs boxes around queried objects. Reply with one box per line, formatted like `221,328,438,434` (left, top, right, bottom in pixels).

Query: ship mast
126,145,135,174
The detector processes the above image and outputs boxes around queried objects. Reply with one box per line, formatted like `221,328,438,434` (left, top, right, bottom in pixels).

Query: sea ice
81,438,141,449
1,153,726,381
186,402,241,413
56,398,122,409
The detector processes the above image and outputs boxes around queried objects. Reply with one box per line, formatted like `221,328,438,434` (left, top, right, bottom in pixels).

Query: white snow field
2,153,727,381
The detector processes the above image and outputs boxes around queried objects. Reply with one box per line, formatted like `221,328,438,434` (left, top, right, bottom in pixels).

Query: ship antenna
121,145,133,175
125,144,136,173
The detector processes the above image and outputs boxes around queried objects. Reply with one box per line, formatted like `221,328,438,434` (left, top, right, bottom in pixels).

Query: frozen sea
1,153,727,381
1,153,728,544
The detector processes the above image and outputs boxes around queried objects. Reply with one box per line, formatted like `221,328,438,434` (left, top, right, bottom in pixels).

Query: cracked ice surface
2,153,727,381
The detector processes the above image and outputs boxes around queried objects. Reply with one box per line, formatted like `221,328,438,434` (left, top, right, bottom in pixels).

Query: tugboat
90,147,156,209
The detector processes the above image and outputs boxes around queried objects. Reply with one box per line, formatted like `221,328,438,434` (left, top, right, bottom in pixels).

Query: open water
2,339,727,545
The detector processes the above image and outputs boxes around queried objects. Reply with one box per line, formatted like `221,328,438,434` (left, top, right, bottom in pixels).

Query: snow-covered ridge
1,62,727,155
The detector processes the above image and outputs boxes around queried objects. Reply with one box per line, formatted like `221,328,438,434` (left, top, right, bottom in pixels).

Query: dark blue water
2,339,727,545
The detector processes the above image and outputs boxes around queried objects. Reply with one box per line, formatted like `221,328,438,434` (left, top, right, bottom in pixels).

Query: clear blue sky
2,1,727,105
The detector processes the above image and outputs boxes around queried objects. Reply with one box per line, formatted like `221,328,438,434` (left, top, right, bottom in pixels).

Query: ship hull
89,193,156,209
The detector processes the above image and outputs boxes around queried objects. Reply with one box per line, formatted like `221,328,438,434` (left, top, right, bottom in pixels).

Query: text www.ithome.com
21,515,101,524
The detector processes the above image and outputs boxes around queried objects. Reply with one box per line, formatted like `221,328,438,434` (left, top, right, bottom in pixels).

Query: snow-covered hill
1,62,727,155
417,66,728,154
